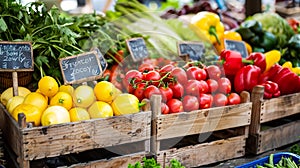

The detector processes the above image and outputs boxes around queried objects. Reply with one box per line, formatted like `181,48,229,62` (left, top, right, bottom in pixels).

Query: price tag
59,51,102,85
178,41,205,61
91,47,107,73
224,39,248,58
126,37,149,62
0,42,33,71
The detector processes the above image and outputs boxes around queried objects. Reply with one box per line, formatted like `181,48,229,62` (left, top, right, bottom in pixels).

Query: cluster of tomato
109,58,241,114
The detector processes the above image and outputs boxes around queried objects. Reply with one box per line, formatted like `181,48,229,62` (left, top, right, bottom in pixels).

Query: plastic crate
236,152,300,168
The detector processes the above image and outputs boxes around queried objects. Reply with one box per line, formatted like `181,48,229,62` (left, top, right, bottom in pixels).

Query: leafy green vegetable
127,157,185,168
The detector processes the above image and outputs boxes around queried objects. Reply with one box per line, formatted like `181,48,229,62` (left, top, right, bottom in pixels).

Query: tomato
227,93,241,105
168,82,184,99
206,79,218,93
159,87,173,102
144,85,161,99
185,80,200,97
124,70,143,86
170,67,188,85
213,93,228,107
186,67,207,81
217,77,231,94
102,69,111,80
143,70,161,81
138,63,154,72
198,80,209,94
161,102,169,114
198,93,213,109
159,64,175,76
166,99,183,113
134,83,146,101
182,95,199,112
205,65,222,80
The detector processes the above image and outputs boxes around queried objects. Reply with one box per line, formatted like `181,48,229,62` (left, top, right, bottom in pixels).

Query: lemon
6,96,25,114
50,92,73,110
73,85,95,108
111,93,140,116
12,104,42,126
0,87,31,106
94,81,117,103
23,92,48,112
38,76,59,97
41,105,70,126
88,101,113,119
59,85,74,95
69,107,90,122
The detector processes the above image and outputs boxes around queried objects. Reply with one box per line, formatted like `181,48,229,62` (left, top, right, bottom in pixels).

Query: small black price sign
178,41,205,61
59,51,102,85
126,37,149,62
91,47,107,73
0,42,33,71
224,39,248,58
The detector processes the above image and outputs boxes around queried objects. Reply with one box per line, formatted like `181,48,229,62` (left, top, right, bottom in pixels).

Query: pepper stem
242,59,254,64
209,26,221,44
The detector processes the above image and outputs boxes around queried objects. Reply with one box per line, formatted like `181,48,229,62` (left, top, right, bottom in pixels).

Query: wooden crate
247,86,300,154
150,95,252,167
0,102,151,168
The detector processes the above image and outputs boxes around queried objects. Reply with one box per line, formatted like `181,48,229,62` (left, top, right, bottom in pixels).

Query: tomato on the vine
143,70,161,81
217,77,231,94
167,99,183,113
186,66,207,81
159,87,173,102
159,64,174,76
205,65,222,80
198,93,213,109
124,70,143,86
138,63,154,73
134,83,146,101
213,93,228,107
182,95,199,112
161,102,170,114
168,82,184,99
227,93,241,105
206,79,218,93
170,67,188,85
144,85,161,99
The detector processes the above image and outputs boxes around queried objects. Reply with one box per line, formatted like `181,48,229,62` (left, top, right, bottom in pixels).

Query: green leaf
0,17,8,33
35,55,49,67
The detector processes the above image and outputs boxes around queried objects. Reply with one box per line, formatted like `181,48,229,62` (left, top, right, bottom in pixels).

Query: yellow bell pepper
282,61,300,75
264,50,281,72
191,11,225,44
214,31,242,54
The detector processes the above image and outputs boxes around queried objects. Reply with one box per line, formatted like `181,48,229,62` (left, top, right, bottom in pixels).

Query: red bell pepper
258,64,282,84
219,50,244,76
246,52,266,72
261,81,280,99
272,67,300,95
234,65,261,93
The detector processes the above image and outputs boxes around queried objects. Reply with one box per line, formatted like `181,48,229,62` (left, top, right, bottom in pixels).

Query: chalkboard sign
178,41,205,61
126,37,149,62
91,47,107,72
0,42,33,71
59,51,102,84
224,39,248,58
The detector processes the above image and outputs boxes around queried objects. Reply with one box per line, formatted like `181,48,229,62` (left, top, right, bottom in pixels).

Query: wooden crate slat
157,103,252,140
157,136,246,167
22,111,151,160
261,93,300,123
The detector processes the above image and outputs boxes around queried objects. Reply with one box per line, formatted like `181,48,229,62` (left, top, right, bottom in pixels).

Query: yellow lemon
23,92,48,112
41,105,70,126
50,92,73,110
12,104,42,126
59,85,74,95
94,81,117,103
111,93,139,116
38,76,59,97
88,101,113,119
6,96,25,114
0,87,31,106
69,107,90,122
73,85,95,108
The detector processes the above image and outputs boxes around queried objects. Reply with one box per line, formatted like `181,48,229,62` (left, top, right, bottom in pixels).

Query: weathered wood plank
261,92,300,123
157,103,252,140
22,111,151,160
157,136,246,168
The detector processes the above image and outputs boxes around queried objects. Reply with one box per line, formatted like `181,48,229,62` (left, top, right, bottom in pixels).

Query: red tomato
217,77,231,94
138,63,154,72
143,70,161,81
186,67,207,81
161,102,169,114
144,85,161,99
227,93,241,105
185,80,200,97
168,82,184,99
198,80,209,94
170,67,188,85
159,87,173,102
213,93,228,107
167,99,183,113
182,95,199,112
159,64,175,76
134,83,146,101
198,93,213,109
206,79,218,93
124,70,143,86
205,65,222,80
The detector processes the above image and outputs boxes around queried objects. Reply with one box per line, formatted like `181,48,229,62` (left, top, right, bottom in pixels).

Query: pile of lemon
0,76,140,127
